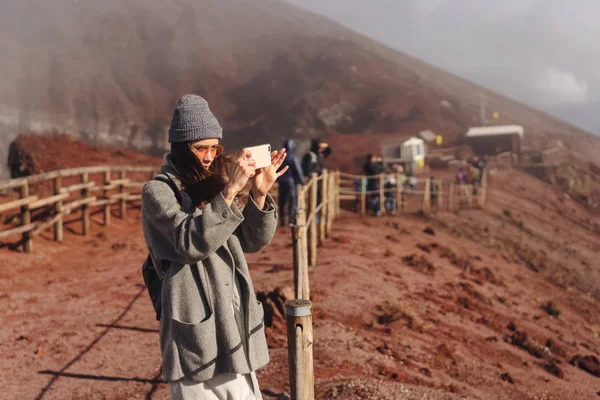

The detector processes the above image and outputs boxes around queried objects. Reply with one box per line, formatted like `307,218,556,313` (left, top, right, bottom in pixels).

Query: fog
287,0,600,134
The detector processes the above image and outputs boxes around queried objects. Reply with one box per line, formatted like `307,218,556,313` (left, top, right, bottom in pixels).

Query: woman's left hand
251,149,288,205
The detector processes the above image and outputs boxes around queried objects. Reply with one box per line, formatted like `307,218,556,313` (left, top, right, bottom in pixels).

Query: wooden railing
286,169,340,400
337,169,488,215
0,166,159,252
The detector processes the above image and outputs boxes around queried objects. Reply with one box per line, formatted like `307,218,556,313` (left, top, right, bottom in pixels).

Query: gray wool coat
141,163,277,383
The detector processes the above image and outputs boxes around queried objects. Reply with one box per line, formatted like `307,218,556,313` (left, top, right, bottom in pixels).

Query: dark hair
170,142,233,204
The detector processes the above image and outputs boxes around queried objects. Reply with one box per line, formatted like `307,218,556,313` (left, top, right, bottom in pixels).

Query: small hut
464,125,524,163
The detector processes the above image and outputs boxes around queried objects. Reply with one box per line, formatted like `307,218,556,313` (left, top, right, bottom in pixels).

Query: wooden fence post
360,175,366,216
395,173,402,213
319,170,328,242
119,170,127,218
467,184,473,208
104,170,111,226
422,178,431,212
20,182,32,253
292,210,306,299
334,172,340,219
308,174,318,267
326,173,334,237
53,176,63,242
379,174,385,214
449,183,454,212
437,180,443,212
286,299,314,400
81,172,90,236
482,169,488,206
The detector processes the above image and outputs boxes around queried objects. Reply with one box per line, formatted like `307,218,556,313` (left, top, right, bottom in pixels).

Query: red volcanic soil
1,164,600,399
8,134,162,176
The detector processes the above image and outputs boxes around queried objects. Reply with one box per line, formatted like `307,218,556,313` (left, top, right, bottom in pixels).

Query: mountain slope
1,0,599,180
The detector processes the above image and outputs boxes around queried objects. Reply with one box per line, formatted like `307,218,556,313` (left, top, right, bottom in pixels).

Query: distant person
430,177,439,210
407,174,418,192
278,139,306,227
301,139,331,178
384,174,397,215
363,153,385,216
301,139,331,223
141,94,288,400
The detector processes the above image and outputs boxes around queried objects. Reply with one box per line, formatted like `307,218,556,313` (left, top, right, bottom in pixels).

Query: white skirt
170,274,262,400
170,372,261,400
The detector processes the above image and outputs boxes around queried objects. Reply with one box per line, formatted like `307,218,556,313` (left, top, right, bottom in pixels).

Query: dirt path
1,204,599,399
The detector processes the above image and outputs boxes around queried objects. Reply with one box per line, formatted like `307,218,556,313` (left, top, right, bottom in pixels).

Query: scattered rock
543,361,564,378
15,335,28,341
505,330,545,358
385,234,400,243
265,264,287,273
500,372,514,384
545,338,566,358
111,242,126,250
423,227,435,235
541,301,561,318
570,355,600,377
416,242,438,253
507,321,517,331
401,254,435,276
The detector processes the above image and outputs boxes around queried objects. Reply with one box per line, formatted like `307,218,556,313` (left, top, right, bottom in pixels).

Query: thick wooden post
437,180,443,211
326,173,334,236
81,172,90,236
119,170,127,218
292,208,310,300
53,176,63,242
379,174,385,214
20,182,32,253
308,174,318,267
319,170,328,242
292,211,303,299
104,170,111,226
360,175,366,216
449,183,454,212
286,300,314,400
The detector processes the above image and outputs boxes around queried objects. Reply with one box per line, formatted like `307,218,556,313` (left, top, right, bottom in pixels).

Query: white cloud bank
536,67,589,105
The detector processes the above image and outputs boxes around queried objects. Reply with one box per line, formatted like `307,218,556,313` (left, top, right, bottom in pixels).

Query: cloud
535,67,589,105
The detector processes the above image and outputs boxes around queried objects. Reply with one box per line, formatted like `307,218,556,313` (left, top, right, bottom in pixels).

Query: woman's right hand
223,149,256,204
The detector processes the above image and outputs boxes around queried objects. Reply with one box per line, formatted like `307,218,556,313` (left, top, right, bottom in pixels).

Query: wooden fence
0,166,159,252
337,170,488,215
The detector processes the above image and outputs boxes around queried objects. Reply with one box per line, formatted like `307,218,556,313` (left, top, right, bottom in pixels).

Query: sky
287,0,600,134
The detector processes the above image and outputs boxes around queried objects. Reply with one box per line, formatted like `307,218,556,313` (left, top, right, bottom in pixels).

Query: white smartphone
243,144,272,169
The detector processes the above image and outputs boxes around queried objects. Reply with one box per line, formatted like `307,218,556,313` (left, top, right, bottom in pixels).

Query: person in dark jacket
302,139,331,222
301,139,331,178
363,153,385,216
279,139,306,227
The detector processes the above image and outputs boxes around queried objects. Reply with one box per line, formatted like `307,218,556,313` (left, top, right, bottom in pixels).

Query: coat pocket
172,312,218,371
248,300,266,336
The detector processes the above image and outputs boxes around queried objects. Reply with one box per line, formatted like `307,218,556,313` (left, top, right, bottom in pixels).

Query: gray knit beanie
168,94,223,143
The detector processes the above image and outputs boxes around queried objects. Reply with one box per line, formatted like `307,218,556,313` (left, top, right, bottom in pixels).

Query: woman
141,94,288,399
